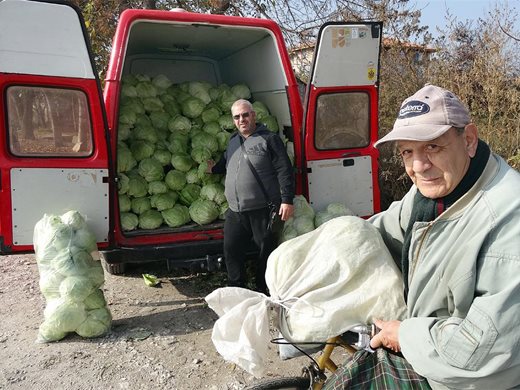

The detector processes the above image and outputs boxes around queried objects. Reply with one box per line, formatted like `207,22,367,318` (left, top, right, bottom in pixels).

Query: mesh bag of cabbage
33,211,111,343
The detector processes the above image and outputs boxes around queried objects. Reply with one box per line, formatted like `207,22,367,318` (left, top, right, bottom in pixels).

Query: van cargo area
98,12,304,270
108,15,299,237
120,19,295,130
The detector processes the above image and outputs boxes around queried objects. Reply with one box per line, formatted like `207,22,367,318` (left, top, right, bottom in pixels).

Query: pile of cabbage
281,195,353,242
34,211,111,342
117,74,282,231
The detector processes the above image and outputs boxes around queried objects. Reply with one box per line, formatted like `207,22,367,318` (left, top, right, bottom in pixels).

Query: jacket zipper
409,221,434,287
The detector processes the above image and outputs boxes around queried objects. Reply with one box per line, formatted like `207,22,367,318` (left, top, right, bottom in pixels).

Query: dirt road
0,254,311,389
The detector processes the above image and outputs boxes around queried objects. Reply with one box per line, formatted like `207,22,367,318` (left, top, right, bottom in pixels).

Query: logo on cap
398,100,430,119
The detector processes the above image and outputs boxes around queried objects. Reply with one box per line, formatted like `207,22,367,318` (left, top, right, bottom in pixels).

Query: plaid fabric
322,348,432,390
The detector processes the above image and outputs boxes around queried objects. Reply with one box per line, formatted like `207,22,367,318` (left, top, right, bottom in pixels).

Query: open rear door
302,22,382,217
0,0,111,254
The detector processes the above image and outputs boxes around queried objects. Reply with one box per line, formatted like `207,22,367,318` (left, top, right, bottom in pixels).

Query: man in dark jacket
208,99,294,294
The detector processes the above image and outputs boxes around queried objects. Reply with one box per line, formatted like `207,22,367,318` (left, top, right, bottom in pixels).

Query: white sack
206,216,407,377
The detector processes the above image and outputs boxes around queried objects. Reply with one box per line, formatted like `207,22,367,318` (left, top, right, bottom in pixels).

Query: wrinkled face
396,126,478,199
231,103,256,136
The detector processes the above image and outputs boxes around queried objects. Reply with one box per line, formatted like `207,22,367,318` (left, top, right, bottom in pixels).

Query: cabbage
218,114,235,130
118,173,130,194
75,308,111,338
165,170,186,191
185,168,201,184
38,320,67,343
127,175,148,198
148,180,168,195
326,203,353,216
130,140,155,161
171,153,194,172
219,201,229,219
293,195,315,218
189,199,220,225
294,216,315,234
117,146,137,173
118,105,137,125
191,132,218,153
121,97,145,115
149,111,170,130
118,124,132,142
200,183,226,204
152,74,173,90
191,147,212,165
252,101,270,120
131,197,152,214
179,184,201,206
43,299,87,333
152,149,172,166
138,209,163,230
135,113,151,127
150,192,176,211
75,315,109,338
188,81,212,104
59,276,94,302
219,89,238,111
61,210,87,232
121,84,138,98
84,289,107,310
135,81,158,98
168,115,192,134
72,250,96,270
262,115,279,132
122,73,138,85
121,212,139,231
201,107,221,123
138,158,164,182
231,83,251,99
132,125,158,144
202,121,220,136
162,204,191,227
142,97,164,113
181,97,205,118
88,266,105,289
87,307,112,327
39,271,64,300
160,94,181,117
216,131,231,151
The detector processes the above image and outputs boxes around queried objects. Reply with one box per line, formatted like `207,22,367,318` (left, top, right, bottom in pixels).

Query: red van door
302,22,383,217
0,0,111,254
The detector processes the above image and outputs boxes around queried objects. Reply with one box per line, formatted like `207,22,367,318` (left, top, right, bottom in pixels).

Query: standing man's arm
268,134,295,221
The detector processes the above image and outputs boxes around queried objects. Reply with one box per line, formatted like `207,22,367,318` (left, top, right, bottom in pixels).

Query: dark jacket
212,124,294,212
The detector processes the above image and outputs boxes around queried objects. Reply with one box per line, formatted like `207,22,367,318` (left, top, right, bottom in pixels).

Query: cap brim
374,124,452,148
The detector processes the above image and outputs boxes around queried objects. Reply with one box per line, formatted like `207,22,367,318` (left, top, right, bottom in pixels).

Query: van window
314,92,370,150
6,86,93,157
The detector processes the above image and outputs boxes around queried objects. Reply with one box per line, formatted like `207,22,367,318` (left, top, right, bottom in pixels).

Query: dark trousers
223,207,278,293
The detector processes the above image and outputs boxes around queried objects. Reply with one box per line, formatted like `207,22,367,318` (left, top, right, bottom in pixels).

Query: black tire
244,376,311,390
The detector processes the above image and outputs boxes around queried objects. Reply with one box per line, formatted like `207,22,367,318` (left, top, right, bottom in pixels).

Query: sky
413,0,496,36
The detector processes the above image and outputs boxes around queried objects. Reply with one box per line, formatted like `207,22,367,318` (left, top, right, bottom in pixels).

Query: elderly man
325,84,520,389
208,99,294,294
369,84,520,388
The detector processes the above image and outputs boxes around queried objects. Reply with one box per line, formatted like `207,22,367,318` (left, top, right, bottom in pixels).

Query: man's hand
370,319,401,352
279,203,294,221
206,159,215,173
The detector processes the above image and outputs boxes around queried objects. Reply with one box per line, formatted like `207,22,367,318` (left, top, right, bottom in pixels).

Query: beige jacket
370,154,520,389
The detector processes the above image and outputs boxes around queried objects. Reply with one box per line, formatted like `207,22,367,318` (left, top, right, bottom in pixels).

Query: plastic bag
34,211,111,343
206,216,407,377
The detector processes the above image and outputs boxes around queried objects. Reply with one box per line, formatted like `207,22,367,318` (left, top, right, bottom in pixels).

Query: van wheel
102,259,127,275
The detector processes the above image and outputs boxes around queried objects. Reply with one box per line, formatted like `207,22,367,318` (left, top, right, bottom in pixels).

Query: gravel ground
0,254,317,390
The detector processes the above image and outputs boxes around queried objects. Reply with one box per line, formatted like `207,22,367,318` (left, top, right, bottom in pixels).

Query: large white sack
206,216,407,377
268,215,407,342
